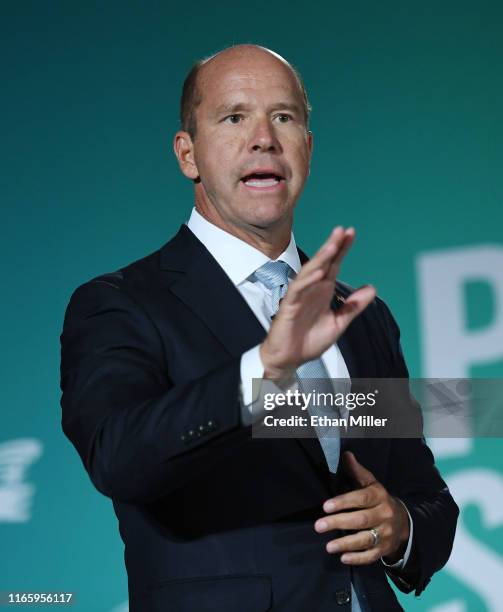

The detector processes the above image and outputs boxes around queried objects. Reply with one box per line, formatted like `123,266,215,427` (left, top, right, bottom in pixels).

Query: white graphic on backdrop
417,245,503,377
417,245,503,612
446,470,503,611
0,438,43,522
417,245,503,458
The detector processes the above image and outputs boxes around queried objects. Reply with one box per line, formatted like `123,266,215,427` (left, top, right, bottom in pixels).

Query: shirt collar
186,208,301,286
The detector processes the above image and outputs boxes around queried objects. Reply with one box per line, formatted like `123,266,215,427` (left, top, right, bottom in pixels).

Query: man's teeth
244,177,280,187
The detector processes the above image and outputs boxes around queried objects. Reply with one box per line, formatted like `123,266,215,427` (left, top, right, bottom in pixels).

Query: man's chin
244,202,293,230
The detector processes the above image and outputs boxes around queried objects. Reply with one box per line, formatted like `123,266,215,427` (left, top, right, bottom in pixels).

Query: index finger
296,226,347,279
327,227,355,282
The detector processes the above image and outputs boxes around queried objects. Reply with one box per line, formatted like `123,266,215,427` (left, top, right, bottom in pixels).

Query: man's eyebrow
213,102,252,116
213,101,303,117
267,102,302,114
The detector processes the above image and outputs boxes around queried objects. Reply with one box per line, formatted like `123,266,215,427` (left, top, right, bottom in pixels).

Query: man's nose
249,117,282,153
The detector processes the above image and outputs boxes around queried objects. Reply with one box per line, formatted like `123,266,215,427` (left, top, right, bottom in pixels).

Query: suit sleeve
60,279,250,503
374,298,459,597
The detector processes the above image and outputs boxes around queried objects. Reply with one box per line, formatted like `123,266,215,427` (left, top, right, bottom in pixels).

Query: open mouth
240,172,285,189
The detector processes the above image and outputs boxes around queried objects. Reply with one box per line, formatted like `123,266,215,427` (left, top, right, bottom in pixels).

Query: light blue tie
253,261,341,473
253,261,363,612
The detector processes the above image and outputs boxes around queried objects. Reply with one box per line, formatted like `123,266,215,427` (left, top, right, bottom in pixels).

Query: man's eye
225,114,243,124
276,114,293,123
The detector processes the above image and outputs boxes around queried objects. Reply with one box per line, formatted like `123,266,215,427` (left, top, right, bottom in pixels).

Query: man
60,44,458,611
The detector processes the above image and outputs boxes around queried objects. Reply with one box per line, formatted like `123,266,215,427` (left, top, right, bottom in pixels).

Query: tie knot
253,260,291,290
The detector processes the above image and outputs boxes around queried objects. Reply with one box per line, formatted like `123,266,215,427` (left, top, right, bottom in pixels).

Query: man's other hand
314,451,410,565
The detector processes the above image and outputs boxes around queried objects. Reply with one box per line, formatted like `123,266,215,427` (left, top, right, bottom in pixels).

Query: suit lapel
160,224,267,357
336,314,388,478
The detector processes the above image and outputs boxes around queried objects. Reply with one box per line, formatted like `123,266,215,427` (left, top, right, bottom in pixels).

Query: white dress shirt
186,207,413,578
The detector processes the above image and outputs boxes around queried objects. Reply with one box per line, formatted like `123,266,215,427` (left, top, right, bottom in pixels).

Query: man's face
177,49,313,234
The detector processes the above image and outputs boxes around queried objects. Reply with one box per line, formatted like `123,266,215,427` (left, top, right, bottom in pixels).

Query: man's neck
194,206,292,260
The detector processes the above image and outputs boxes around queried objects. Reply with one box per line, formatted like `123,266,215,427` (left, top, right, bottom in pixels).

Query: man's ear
173,130,199,180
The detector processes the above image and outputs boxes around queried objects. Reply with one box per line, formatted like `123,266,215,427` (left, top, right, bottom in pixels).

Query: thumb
343,451,377,488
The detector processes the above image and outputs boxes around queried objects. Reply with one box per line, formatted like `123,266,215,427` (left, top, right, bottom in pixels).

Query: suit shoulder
62,245,166,324
92,247,162,288
68,244,164,298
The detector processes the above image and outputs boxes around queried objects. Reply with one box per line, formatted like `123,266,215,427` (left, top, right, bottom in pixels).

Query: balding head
180,44,311,139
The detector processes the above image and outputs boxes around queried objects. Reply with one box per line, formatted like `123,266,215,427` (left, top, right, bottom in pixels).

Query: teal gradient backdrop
2,2,502,610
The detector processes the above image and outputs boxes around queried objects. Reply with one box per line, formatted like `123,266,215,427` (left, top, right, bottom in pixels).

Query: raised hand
260,226,376,378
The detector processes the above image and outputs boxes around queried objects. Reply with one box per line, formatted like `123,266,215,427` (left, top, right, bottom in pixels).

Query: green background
2,1,502,610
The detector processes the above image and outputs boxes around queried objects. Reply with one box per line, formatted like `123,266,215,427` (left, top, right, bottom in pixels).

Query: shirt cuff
381,498,414,570
239,344,298,425
240,344,265,407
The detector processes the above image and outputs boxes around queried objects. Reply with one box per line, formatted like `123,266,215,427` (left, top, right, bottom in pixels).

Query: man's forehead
202,60,295,88
198,54,302,106
206,73,296,97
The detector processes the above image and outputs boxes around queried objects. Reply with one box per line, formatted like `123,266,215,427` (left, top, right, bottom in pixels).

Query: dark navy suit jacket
60,225,458,611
